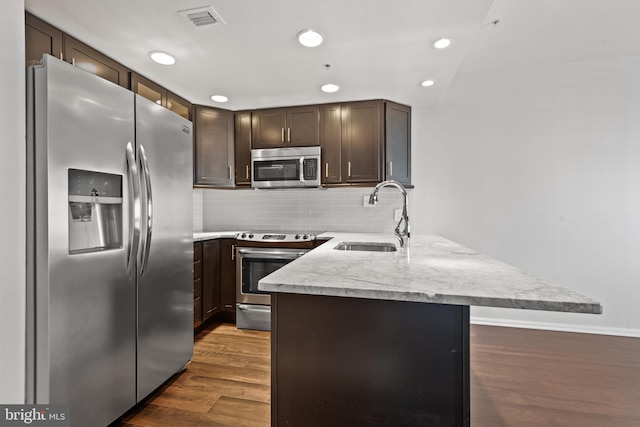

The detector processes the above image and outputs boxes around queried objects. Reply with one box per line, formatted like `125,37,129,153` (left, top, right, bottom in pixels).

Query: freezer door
135,94,194,401
29,55,137,426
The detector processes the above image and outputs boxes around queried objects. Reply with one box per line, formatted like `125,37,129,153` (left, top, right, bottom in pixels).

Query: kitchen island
260,233,602,426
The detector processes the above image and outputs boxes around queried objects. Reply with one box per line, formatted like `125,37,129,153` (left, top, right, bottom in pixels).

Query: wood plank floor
113,323,640,426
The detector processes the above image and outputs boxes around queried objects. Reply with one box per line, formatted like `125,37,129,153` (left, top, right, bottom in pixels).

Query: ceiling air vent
178,6,225,28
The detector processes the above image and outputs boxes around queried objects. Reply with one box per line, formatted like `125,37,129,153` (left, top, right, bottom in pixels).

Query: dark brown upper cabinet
342,100,384,183
63,35,129,88
132,73,165,106
252,105,319,149
319,104,343,184
194,106,235,187
320,100,411,186
384,101,412,186
234,111,252,186
26,13,126,86
132,72,192,121
25,13,63,66
166,92,192,121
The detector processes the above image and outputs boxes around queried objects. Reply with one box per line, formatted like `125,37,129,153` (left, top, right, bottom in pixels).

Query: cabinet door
319,104,343,184
234,111,252,186
131,72,166,106
220,239,237,312
385,102,411,185
25,13,63,66
342,100,383,183
252,108,287,148
167,92,192,121
193,242,203,327
286,105,319,147
194,106,235,186
202,240,221,321
63,35,129,88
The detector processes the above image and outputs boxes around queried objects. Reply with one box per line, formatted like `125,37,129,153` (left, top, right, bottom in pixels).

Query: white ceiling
24,0,640,111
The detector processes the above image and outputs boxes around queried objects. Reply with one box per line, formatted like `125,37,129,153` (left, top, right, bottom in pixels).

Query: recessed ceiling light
321,83,340,93
298,29,324,47
420,80,435,87
210,95,229,103
148,51,176,65
433,38,452,49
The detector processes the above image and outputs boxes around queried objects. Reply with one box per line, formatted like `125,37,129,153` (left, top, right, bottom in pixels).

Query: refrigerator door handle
138,144,153,276
126,142,141,278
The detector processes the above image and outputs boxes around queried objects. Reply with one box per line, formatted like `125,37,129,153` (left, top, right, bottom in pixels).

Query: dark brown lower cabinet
220,238,237,313
202,240,221,321
194,238,237,328
193,242,203,328
271,293,470,426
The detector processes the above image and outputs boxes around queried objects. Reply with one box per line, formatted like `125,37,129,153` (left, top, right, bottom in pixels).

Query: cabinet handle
245,165,249,180
348,161,351,177
71,57,76,66
231,244,235,261
227,165,232,180
287,127,291,142
389,161,393,177
325,162,329,178
281,128,285,143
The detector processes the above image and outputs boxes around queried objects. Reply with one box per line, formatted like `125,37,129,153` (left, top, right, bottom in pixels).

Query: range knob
248,233,254,239
303,234,309,240
241,233,246,239
294,234,301,240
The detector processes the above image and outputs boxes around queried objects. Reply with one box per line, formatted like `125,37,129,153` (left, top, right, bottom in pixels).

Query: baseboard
470,316,640,338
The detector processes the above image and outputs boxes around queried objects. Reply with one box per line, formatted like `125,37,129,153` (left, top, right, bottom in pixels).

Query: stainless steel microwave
251,146,321,189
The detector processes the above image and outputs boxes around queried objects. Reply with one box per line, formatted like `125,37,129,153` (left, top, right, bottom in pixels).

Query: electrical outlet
394,209,402,221
363,195,373,207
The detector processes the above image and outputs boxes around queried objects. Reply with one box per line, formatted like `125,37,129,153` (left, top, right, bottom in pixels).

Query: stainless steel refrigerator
26,55,193,427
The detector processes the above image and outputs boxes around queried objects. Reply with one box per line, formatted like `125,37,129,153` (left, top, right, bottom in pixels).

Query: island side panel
271,293,470,427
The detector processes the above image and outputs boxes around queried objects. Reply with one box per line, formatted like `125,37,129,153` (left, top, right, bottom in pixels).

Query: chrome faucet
368,180,410,248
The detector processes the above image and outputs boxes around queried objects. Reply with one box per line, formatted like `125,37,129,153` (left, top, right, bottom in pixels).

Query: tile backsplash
193,187,412,235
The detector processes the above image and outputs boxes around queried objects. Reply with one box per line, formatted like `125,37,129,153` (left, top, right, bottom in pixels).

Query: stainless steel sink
333,242,397,252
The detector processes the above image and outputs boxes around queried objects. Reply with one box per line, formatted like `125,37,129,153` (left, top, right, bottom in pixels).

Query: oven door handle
237,304,271,312
237,247,309,260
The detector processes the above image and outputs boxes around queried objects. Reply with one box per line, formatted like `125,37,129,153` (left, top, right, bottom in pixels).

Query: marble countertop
193,231,239,241
259,232,603,314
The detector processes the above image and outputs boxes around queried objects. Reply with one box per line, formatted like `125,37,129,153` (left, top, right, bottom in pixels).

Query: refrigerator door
134,94,194,401
29,56,137,426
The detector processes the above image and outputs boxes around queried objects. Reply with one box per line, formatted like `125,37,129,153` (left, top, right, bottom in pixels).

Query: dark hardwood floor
114,322,640,426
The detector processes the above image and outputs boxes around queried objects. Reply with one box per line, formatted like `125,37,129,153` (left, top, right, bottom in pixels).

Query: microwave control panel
303,158,318,180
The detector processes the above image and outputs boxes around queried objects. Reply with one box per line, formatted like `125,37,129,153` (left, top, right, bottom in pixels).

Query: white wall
413,55,640,335
0,0,26,403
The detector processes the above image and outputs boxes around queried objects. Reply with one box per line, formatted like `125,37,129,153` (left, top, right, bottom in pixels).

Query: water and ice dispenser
68,169,123,254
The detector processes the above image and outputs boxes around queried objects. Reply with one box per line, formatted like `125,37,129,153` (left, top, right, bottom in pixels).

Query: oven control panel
236,231,317,242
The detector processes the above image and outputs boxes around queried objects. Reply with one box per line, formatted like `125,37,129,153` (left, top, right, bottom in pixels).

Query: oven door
236,247,309,305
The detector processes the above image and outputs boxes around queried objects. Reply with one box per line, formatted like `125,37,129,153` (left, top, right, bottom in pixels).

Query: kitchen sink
333,242,397,252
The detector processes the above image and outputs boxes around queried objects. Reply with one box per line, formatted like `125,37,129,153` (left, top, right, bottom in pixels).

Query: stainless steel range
235,231,319,331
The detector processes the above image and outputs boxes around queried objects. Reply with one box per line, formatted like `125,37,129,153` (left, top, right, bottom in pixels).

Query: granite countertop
259,232,603,314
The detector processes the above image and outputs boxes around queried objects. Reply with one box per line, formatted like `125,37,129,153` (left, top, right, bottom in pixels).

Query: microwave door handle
300,157,305,183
